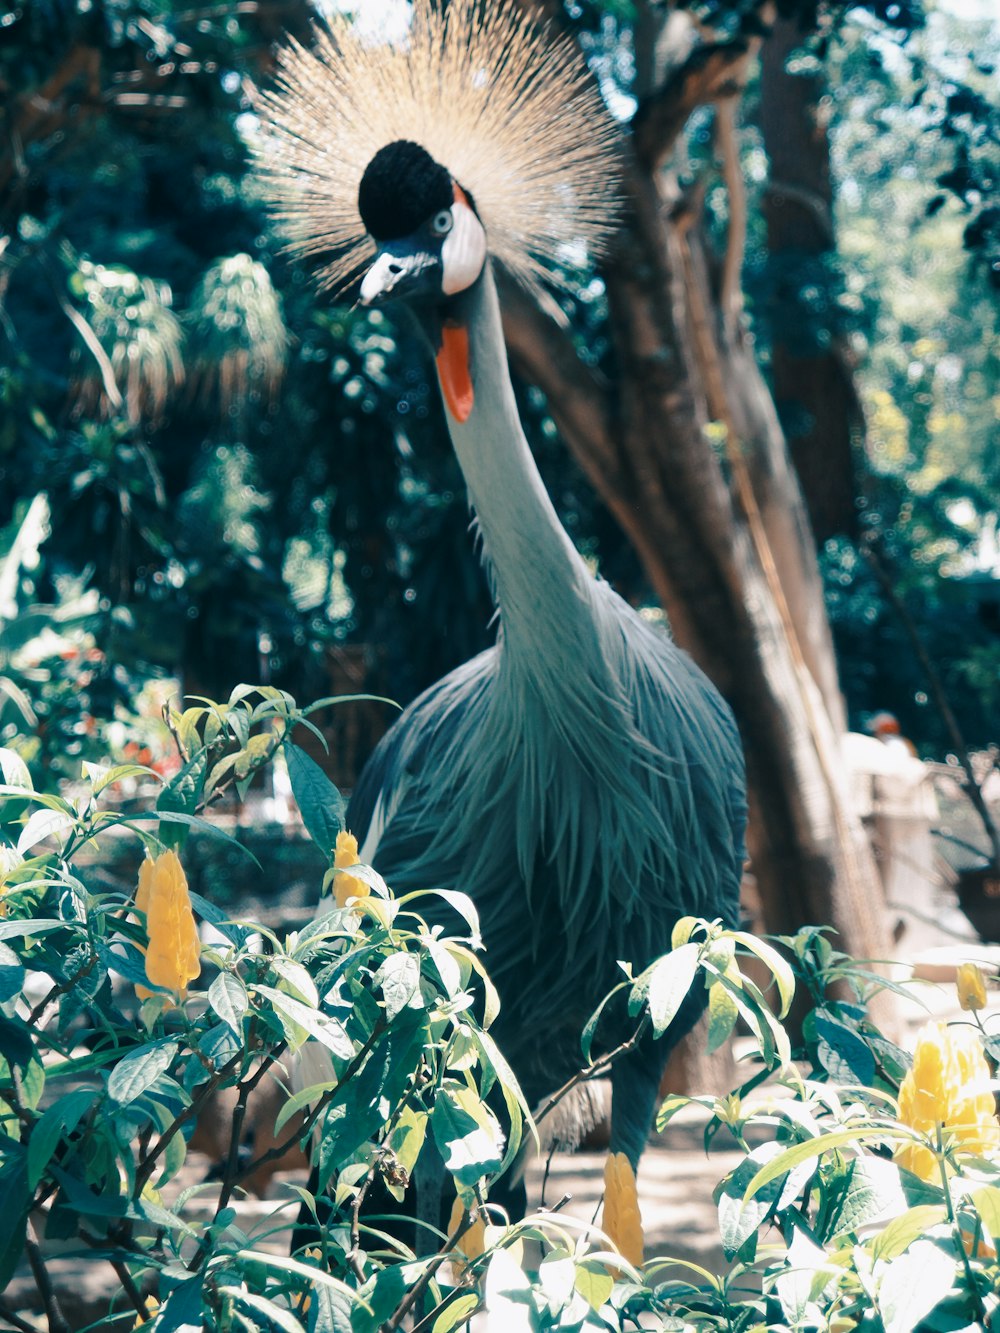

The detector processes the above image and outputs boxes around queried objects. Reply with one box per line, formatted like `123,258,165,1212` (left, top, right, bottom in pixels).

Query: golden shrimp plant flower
134,850,201,1000
601,1152,644,1267
956,961,988,1012
333,831,370,909
447,1197,486,1276
894,1021,1000,1182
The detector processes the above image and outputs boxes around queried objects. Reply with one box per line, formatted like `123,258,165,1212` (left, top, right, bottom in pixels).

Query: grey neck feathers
441,267,602,678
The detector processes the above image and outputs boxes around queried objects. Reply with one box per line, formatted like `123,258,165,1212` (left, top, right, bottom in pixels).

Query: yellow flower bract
602,1151,644,1267
894,1021,1000,1182
135,850,201,1000
956,962,988,1012
334,831,370,909
447,1196,486,1276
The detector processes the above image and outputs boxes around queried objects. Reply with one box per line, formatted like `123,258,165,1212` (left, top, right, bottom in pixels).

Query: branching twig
0,1299,40,1333
239,1018,389,1186
383,1214,480,1333
28,951,98,1026
532,1015,651,1132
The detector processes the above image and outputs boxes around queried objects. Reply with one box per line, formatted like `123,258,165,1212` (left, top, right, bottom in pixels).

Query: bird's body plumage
256,0,746,1198
346,270,745,1162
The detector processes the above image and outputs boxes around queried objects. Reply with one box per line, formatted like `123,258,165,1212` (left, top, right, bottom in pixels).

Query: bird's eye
430,209,453,237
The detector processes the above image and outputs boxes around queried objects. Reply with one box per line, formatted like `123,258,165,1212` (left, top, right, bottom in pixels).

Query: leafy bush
0,686,999,1332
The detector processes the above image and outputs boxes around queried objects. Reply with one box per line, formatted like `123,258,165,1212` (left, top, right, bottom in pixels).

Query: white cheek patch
441,200,487,295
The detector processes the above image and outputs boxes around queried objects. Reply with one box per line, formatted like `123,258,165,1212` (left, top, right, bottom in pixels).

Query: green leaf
187,892,251,948
351,1264,407,1333
217,1287,306,1333
431,1293,480,1333
814,1010,876,1086
731,932,795,1018
718,1142,787,1259
467,1026,532,1173
574,1264,614,1311
307,1282,355,1333
0,1014,34,1068
371,952,421,1020
446,944,500,1030
386,1105,428,1182
581,982,628,1063
150,1275,204,1333
0,941,25,1003
670,916,698,949
254,985,354,1058
112,811,261,864
27,1087,97,1188
85,762,158,796
877,1239,956,1333
830,1156,909,1237
0,1138,30,1290
156,751,209,850
431,1085,504,1187
970,1185,1000,1248
631,943,700,1036
483,1249,533,1333
0,747,32,790
706,979,739,1053
405,888,481,941
871,1204,949,1262
17,806,76,855
271,954,319,1007
284,741,346,859
208,972,249,1035
274,1079,338,1137
107,1038,180,1105
743,1128,894,1202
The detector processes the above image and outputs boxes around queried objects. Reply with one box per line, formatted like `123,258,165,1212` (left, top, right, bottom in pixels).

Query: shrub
0,685,998,1332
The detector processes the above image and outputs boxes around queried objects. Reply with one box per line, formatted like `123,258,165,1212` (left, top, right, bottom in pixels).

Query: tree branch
632,39,753,171
714,97,747,341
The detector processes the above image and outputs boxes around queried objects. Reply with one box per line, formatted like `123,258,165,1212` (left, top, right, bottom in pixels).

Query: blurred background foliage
0,0,996,789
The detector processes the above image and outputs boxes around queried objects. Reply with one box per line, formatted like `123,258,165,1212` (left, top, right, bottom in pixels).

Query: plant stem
108,1258,148,1318
935,1123,986,1323
187,1048,284,1274
134,1049,246,1193
25,1220,70,1333
27,951,99,1026
0,1299,40,1333
383,1215,479,1333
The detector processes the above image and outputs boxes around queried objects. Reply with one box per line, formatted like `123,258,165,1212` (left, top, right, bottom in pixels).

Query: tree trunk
759,15,864,542
500,11,889,966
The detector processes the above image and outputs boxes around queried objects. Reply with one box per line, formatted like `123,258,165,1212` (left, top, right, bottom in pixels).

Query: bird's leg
609,982,711,1168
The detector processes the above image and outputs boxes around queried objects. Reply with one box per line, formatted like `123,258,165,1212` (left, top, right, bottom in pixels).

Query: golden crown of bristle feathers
252,0,621,296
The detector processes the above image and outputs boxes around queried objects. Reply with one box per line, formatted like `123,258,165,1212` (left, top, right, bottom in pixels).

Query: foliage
1,0,996,759
1,692,1000,1330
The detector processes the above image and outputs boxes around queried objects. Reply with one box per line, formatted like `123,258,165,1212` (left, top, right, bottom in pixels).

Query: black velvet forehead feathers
358,140,453,242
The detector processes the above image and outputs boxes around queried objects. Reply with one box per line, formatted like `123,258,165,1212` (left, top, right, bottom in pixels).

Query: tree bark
758,15,864,542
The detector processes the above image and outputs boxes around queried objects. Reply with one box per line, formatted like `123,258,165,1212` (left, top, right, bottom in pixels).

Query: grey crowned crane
256,0,746,1214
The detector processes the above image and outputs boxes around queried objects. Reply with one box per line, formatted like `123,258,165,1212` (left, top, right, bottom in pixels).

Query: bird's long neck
437,266,598,662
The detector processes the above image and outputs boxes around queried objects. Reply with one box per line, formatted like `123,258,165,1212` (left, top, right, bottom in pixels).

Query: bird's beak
359,239,475,425
359,243,441,307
